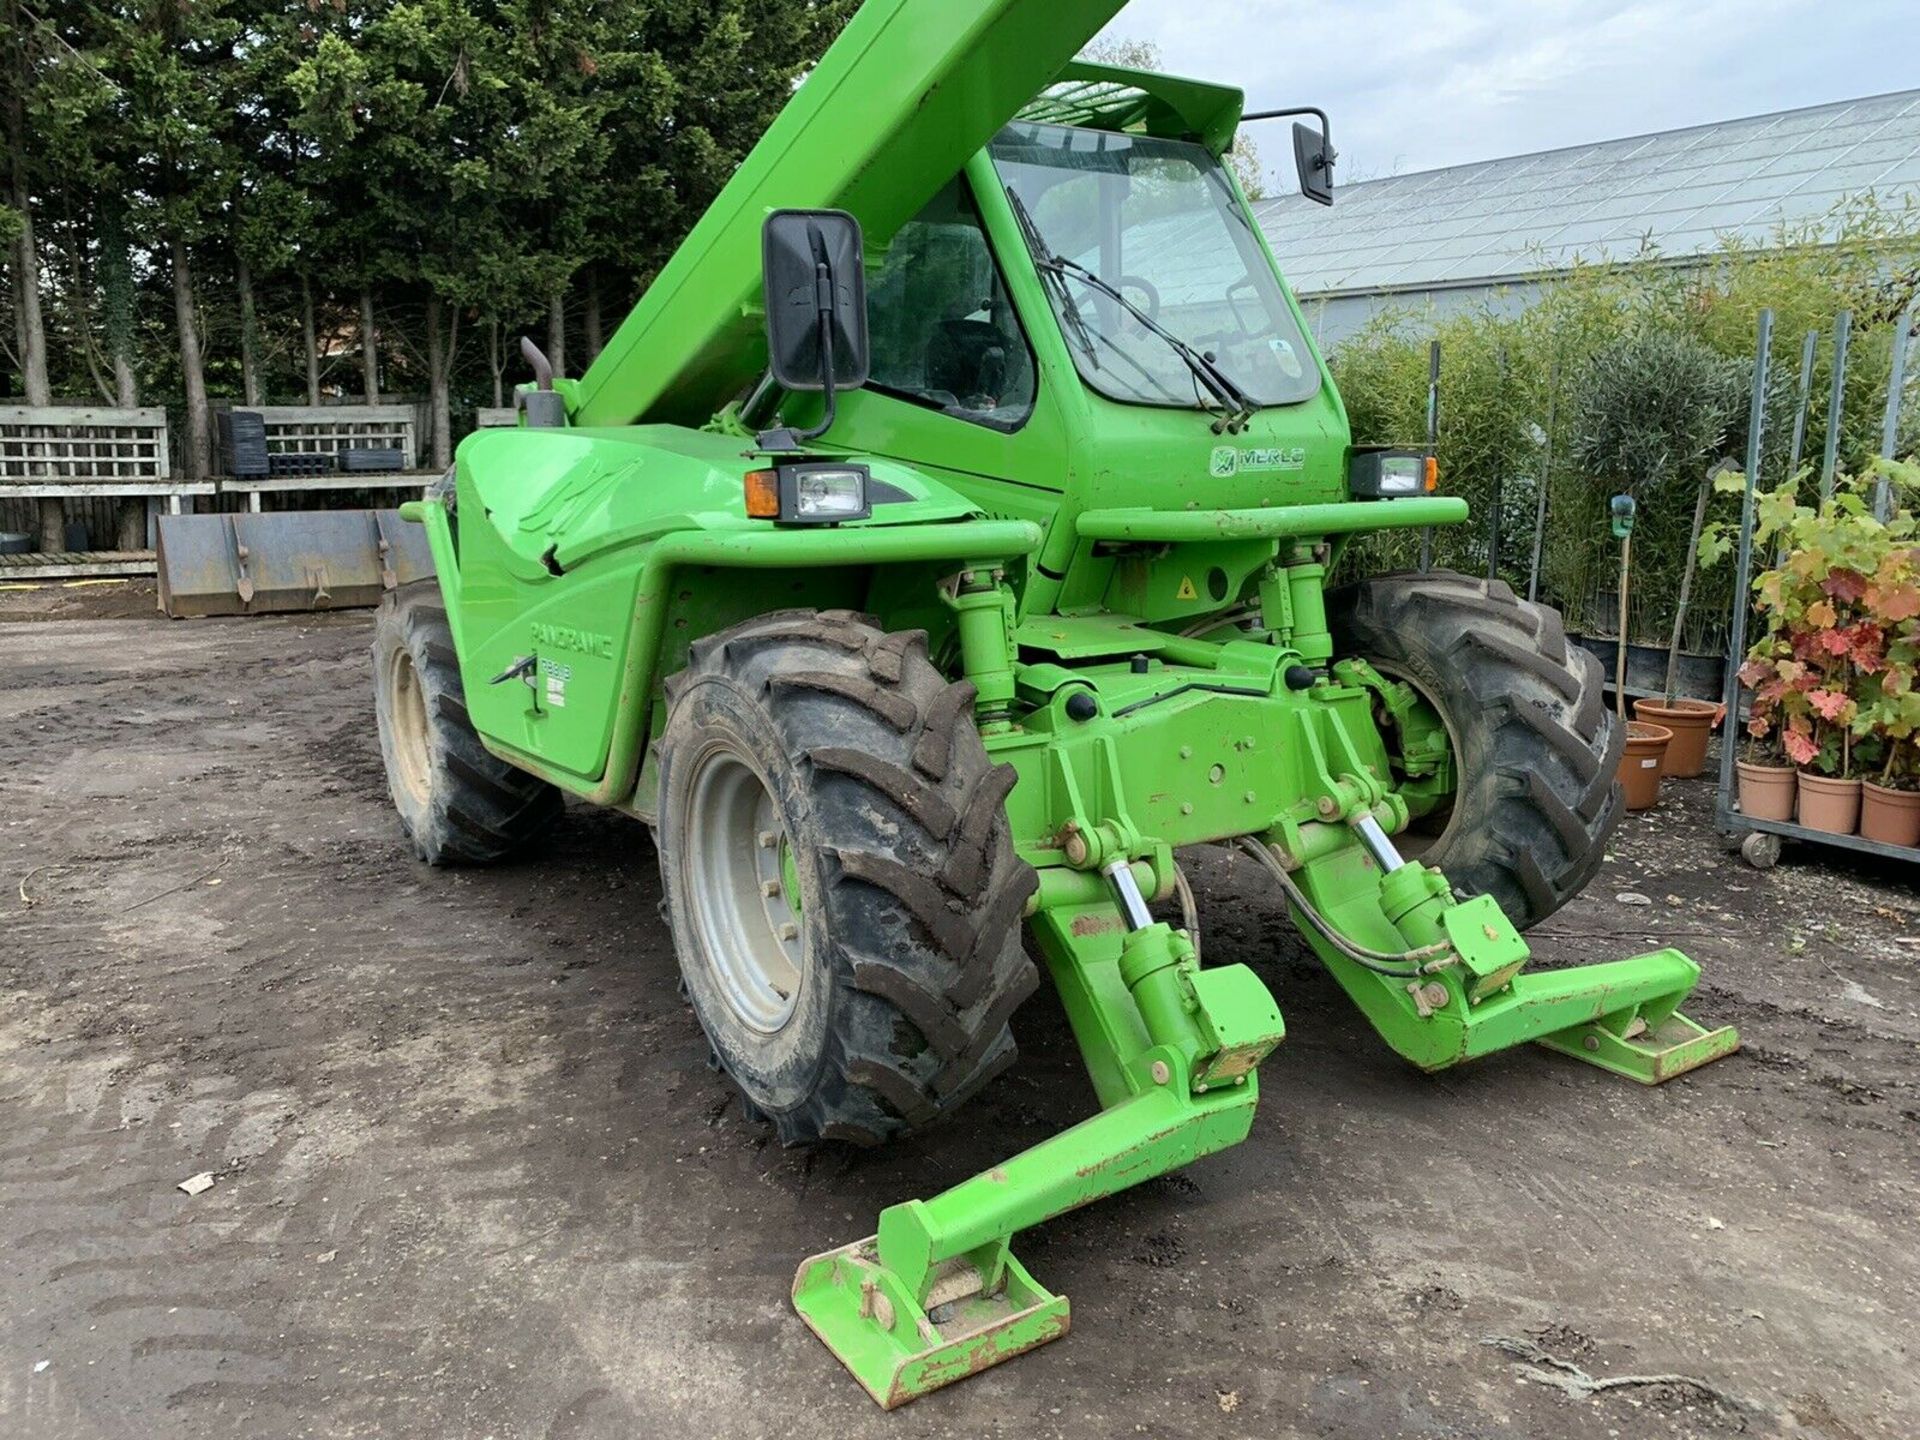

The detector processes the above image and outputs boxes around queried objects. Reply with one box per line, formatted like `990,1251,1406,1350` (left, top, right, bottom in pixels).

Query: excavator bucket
156,510,434,618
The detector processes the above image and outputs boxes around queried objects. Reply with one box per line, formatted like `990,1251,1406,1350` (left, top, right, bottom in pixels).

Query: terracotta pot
1735,761,1797,822
1797,773,1861,835
1619,721,1672,811
1631,697,1722,778
1860,780,1920,847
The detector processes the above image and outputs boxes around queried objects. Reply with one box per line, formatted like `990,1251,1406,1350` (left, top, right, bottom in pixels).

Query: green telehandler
372,0,1737,1408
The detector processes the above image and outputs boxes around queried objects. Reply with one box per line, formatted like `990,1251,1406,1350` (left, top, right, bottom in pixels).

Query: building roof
1254,89,1920,299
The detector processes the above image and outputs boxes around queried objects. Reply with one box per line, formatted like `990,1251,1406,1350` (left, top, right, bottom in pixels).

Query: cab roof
1017,61,1245,155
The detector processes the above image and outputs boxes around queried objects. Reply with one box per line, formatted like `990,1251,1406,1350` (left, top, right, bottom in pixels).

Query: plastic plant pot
1619,721,1672,811
1631,697,1722,779
1860,781,1920,847
1735,761,1797,822
1796,773,1861,836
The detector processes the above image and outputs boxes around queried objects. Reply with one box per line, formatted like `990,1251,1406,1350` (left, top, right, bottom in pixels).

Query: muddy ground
0,598,1915,1440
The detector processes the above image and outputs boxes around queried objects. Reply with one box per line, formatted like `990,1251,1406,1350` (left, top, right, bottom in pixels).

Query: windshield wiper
1041,252,1256,433
1004,184,1256,431
1004,189,1102,372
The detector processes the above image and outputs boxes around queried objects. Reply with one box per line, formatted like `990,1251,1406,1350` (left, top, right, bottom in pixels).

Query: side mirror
1292,120,1335,206
1239,107,1338,207
761,208,870,393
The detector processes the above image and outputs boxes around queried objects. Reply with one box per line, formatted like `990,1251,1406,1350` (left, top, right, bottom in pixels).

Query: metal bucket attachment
156,510,434,618
793,1236,1068,1409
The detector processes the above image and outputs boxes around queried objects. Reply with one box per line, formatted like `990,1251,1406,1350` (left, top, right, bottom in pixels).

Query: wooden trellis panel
0,406,171,483
250,405,418,465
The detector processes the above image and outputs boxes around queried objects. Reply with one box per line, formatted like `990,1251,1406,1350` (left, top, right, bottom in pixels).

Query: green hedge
1327,195,1920,651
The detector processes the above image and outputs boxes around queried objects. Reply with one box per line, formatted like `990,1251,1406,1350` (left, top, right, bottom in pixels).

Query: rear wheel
657,609,1037,1147
1327,570,1622,930
372,582,564,864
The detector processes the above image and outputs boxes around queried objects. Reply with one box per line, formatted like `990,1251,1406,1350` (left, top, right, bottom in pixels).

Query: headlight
744,462,871,525
1349,449,1437,498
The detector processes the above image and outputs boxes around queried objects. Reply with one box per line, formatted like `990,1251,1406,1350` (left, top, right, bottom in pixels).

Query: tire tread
1327,569,1620,930
660,609,1036,1146
372,582,563,866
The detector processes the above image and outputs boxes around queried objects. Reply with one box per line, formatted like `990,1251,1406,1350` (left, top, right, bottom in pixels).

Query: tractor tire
656,609,1037,1147
371,581,564,864
1327,570,1622,931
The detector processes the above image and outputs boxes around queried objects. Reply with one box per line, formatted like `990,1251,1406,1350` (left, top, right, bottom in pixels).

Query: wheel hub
388,648,433,808
683,744,805,1033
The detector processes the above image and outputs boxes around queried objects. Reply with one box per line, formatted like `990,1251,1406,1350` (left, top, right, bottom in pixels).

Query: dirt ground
1,594,1915,1440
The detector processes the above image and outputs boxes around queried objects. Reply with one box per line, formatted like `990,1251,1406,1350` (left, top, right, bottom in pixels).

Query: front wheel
1328,570,1623,930
655,609,1038,1147
371,582,564,864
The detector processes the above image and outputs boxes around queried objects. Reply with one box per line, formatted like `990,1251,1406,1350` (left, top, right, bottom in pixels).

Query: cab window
865,176,1036,431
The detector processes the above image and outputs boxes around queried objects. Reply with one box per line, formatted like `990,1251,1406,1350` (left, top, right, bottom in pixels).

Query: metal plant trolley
1717,304,1919,868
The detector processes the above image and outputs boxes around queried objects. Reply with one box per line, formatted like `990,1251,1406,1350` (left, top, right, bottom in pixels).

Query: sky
1091,0,1920,185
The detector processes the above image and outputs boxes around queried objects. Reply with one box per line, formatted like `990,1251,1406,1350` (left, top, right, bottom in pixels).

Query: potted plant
1794,700,1862,834
1851,528,1920,845
1621,719,1674,810
1739,641,1866,831
1726,463,1920,835
1859,697,1920,845
1732,713,1797,821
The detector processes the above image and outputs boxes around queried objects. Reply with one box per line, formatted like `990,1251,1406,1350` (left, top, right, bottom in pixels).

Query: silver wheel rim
388,648,433,808
683,741,805,1034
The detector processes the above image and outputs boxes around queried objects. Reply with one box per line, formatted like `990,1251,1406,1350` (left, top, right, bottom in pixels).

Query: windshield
989,121,1320,411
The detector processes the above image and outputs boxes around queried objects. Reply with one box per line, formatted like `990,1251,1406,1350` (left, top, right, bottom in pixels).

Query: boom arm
570,0,1130,430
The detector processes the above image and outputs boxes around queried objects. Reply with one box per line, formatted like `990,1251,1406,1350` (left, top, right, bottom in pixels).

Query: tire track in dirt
5,615,1919,1439
1,618,693,1433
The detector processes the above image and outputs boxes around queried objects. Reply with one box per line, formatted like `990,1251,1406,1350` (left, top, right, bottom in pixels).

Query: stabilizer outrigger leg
1257,808,1739,1082
794,861,1284,1407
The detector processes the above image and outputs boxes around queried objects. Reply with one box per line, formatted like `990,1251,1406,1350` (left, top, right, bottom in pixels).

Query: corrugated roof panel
1258,89,1920,297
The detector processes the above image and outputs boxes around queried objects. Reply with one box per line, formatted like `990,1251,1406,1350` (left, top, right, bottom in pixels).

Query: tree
29,2,150,543
0,0,862,517
2,1,67,546
99,0,244,481
289,23,399,406
2,1,53,410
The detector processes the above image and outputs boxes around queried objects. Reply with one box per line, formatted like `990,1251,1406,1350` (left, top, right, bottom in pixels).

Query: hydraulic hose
1172,861,1201,965
1235,837,1456,977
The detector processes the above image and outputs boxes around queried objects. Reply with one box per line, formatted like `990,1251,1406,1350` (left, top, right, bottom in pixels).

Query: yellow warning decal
1175,576,1199,601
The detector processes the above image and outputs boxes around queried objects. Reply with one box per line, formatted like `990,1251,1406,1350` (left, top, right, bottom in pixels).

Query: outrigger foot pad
793,1237,1068,1409
1537,1007,1740,1084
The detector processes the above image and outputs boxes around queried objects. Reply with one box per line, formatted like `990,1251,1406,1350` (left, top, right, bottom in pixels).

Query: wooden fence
0,402,434,579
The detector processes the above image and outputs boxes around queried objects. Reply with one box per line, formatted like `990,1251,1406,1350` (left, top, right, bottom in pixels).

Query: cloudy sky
1092,0,1920,184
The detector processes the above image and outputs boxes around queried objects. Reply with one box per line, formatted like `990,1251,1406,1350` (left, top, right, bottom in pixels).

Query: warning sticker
1175,576,1199,601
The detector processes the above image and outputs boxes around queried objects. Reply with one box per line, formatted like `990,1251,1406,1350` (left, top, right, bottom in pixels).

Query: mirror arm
754,263,841,453
1241,105,1335,156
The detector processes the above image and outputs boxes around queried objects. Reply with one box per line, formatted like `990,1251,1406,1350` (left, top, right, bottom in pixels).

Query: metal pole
1777,330,1819,569
1487,347,1508,582
1527,363,1557,603
1787,330,1817,478
1718,310,1774,825
1615,530,1632,719
1819,310,1851,501
1419,340,1439,573
1874,300,1915,519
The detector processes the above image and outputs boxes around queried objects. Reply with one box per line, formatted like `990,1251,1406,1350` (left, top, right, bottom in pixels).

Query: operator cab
853,68,1334,442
